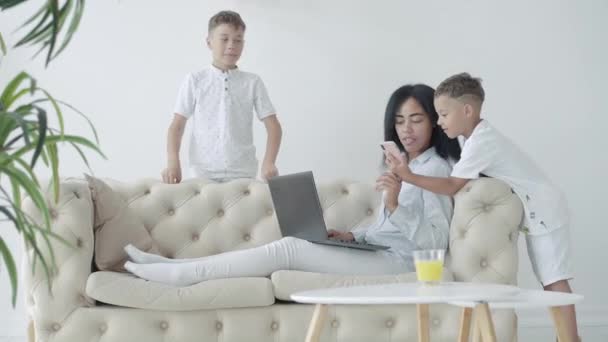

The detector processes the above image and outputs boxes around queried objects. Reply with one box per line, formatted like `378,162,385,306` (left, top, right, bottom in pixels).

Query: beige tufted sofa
22,177,523,342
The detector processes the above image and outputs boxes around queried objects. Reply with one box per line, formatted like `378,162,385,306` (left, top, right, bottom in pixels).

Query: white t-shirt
173,65,276,179
451,120,569,235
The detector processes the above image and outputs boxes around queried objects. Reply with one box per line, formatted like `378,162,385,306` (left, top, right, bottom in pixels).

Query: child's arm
386,153,469,196
161,114,187,184
261,115,282,180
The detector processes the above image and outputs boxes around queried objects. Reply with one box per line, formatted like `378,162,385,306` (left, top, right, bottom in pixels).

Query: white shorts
525,226,573,286
188,166,253,183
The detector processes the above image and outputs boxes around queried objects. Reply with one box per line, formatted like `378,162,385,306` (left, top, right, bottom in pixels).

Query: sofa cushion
85,175,160,271
86,271,275,311
271,269,454,301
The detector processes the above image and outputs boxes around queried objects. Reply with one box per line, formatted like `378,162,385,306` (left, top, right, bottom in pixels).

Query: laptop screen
268,171,328,241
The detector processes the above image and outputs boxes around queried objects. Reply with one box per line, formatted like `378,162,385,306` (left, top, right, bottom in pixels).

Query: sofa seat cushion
86,271,275,311
271,269,454,301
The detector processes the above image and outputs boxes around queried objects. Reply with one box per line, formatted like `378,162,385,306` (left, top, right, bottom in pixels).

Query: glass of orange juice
413,249,445,284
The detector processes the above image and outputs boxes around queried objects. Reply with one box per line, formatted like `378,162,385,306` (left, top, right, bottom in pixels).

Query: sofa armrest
448,178,524,284
21,179,96,340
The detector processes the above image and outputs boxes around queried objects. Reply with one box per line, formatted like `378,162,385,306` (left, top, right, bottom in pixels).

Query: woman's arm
387,188,450,250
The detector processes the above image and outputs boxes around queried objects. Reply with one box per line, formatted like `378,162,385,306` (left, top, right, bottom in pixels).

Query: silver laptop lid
268,171,328,241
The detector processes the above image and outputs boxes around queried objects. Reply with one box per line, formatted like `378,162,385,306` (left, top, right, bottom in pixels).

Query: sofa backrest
98,177,522,284
98,178,380,259
448,178,523,285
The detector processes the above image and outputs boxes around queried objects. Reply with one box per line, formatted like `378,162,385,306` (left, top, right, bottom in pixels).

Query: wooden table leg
417,304,430,342
472,319,483,342
458,307,473,342
474,303,497,342
28,319,35,342
550,306,574,342
305,304,328,342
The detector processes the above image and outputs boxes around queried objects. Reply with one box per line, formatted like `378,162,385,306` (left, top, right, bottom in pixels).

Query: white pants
125,237,408,286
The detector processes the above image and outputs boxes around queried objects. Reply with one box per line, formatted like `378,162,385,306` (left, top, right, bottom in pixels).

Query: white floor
519,326,608,341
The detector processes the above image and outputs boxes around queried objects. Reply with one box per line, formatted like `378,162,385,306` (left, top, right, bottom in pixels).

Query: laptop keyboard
331,238,365,245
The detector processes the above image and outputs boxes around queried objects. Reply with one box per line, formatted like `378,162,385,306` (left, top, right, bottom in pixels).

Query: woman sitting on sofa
124,84,462,286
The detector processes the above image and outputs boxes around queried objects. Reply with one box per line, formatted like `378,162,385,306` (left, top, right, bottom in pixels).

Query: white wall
1,0,607,338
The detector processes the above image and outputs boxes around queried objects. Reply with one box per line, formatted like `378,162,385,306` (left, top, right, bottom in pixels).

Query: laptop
268,171,389,251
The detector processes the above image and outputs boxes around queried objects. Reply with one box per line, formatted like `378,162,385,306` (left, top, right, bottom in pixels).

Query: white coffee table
449,289,584,342
291,282,519,342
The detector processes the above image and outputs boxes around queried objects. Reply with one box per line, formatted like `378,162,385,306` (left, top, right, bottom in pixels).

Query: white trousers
126,237,408,286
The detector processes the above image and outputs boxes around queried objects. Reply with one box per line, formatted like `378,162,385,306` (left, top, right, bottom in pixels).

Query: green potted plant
0,0,102,307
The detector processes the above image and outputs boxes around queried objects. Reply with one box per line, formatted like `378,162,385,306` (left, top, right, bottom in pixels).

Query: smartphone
380,141,402,159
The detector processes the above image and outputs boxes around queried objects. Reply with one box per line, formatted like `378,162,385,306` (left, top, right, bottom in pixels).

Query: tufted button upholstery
217,209,225,217
22,177,520,342
167,208,175,216
448,178,523,284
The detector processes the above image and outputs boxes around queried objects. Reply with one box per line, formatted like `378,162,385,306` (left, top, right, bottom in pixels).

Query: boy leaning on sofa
150,10,579,341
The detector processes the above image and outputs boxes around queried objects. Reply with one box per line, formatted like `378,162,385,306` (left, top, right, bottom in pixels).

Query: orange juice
415,260,443,282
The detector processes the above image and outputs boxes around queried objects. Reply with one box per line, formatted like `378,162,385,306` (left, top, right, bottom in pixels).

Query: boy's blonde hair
208,11,246,33
435,72,485,104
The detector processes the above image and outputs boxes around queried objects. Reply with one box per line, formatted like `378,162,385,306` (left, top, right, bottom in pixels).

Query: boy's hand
376,172,401,212
261,162,279,181
162,160,182,184
385,152,412,181
327,229,355,241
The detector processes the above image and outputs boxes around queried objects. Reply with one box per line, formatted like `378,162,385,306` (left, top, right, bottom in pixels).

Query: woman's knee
278,236,307,246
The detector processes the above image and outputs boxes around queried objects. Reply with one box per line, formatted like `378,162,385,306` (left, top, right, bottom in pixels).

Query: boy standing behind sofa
387,73,580,341
162,10,282,183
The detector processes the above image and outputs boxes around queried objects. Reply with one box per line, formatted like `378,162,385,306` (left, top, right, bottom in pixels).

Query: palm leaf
0,0,30,11
45,140,59,202
0,71,29,108
8,134,105,165
46,98,98,144
0,31,6,56
37,88,64,136
54,0,84,57
1,111,31,146
0,237,18,306
6,0,85,66
2,164,51,229
31,106,47,168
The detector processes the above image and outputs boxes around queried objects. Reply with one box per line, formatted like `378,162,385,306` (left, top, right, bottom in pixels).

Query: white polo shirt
451,120,569,235
173,65,276,179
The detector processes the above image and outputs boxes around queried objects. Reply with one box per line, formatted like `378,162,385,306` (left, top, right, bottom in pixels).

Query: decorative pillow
85,174,160,271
